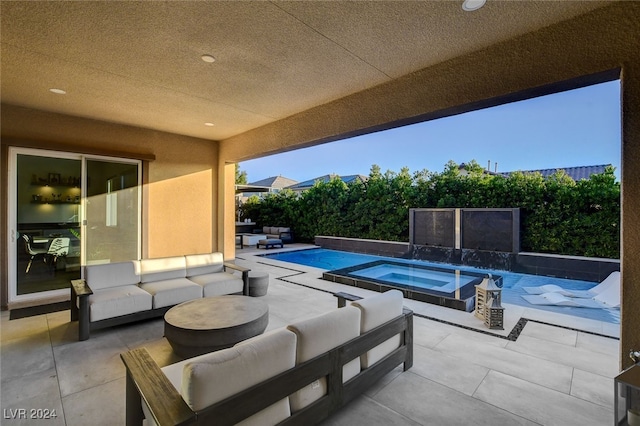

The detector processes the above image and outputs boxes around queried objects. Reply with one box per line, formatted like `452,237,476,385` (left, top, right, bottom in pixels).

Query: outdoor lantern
615,362,640,425
484,295,504,330
475,274,501,321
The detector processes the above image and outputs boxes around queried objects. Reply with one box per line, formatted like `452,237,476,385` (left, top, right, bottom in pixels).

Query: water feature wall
460,209,520,252
408,208,520,270
409,208,520,252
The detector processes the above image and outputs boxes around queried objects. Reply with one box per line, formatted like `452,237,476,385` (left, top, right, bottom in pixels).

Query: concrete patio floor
1,245,620,425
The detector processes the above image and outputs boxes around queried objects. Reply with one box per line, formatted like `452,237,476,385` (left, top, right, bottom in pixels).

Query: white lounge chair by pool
521,271,620,309
522,271,619,298
522,292,607,308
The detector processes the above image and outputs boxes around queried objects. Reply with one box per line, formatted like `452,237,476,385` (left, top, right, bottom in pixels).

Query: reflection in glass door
11,150,82,298
84,159,140,264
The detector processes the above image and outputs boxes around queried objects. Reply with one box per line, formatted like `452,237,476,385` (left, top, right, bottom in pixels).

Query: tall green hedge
240,161,620,258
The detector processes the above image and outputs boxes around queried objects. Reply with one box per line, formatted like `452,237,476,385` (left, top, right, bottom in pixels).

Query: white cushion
185,253,224,277
188,272,243,296
88,285,152,321
161,328,297,424
351,290,404,369
286,306,361,412
138,256,186,283
85,261,139,291
140,278,202,308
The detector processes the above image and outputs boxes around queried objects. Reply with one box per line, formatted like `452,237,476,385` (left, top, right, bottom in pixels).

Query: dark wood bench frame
120,292,413,426
71,262,250,341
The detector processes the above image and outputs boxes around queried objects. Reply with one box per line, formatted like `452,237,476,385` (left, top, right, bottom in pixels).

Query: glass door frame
81,155,142,268
7,147,142,305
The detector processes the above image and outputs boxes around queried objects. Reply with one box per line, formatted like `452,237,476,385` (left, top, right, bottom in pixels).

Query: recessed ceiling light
462,0,486,11
201,54,216,63
204,122,215,127
49,88,67,94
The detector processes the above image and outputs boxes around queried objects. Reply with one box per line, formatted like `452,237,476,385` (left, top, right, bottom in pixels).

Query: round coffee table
164,295,269,358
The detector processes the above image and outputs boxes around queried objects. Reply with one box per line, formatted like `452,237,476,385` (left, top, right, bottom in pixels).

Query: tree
236,160,620,258
235,164,248,185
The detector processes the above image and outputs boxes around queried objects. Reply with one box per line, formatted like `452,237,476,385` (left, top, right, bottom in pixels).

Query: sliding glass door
84,158,140,265
8,148,141,304
10,150,82,300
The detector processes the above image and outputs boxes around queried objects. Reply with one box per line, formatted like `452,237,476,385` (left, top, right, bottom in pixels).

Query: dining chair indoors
22,234,49,273
47,237,70,271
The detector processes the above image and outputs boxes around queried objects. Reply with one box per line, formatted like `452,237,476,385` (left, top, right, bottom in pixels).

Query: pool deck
0,243,620,425
249,244,619,339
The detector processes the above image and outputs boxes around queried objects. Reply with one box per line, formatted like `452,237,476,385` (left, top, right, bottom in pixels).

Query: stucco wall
0,105,219,306
220,4,637,163
219,3,640,368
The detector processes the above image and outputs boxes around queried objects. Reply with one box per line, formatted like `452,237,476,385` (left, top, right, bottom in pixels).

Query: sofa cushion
138,256,186,284
185,253,224,276
89,285,152,322
276,227,290,234
351,290,404,369
286,306,361,412
161,328,297,425
139,278,202,308
85,261,139,291
189,272,243,297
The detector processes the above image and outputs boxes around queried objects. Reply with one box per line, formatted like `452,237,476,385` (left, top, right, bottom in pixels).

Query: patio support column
621,62,640,371
218,161,236,260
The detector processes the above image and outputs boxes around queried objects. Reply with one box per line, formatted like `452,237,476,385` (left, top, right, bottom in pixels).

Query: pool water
352,264,475,291
263,248,383,270
261,248,620,324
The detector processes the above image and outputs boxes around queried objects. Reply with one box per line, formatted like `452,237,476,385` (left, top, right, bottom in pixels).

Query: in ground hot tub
323,260,502,312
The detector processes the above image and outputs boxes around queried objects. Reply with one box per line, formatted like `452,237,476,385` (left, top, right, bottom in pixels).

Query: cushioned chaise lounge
521,292,610,308
257,238,284,249
522,271,619,298
520,270,620,309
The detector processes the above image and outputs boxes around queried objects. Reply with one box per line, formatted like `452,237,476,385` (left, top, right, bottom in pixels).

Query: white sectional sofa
70,253,249,341
121,290,413,426
255,226,293,243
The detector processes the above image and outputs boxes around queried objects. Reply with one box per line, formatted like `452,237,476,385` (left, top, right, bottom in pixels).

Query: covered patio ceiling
0,1,610,142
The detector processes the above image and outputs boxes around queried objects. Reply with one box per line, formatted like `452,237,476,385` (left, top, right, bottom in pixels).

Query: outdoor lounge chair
522,271,619,298
521,272,620,308
521,292,608,308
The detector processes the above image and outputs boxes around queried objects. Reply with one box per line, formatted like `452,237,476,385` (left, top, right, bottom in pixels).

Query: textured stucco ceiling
0,1,610,141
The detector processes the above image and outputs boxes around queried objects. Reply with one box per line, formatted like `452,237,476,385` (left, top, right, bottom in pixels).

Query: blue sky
240,80,621,183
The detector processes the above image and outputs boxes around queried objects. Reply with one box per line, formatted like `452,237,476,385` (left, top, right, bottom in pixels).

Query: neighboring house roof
499,164,611,181
459,163,611,181
248,175,298,189
286,174,367,191
236,175,299,195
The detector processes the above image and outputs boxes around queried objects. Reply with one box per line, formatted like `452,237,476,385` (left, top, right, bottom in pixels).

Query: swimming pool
260,248,620,324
